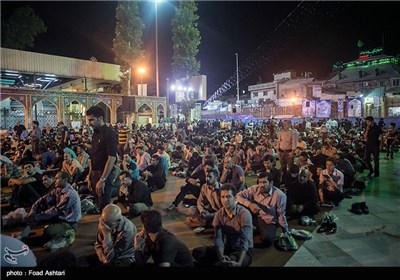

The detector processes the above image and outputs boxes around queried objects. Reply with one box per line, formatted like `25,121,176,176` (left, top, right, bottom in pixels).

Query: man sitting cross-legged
237,172,289,248
186,168,223,231
192,183,253,267
26,171,81,251
114,171,152,218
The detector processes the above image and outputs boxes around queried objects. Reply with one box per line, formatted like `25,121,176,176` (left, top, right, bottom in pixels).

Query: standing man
192,183,253,267
237,172,289,248
57,122,69,148
116,120,129,160
30,121,41,156
384,122,398,159
86,106,118,211
277,120,297,179
364,116,383,177
13,120,26,141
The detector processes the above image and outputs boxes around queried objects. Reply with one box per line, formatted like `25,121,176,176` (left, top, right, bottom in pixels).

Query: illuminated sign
358,47,384,59
346,57,399,69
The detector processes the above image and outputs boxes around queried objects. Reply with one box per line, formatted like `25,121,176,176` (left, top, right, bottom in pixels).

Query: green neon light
0,79,15,84
359,47,383,57
345,57,399,69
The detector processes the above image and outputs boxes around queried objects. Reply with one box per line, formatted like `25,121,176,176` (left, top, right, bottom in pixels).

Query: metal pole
141,74,143,96
166,78,170,117
128,67,131,96
236,53,239,103
155,2,159,97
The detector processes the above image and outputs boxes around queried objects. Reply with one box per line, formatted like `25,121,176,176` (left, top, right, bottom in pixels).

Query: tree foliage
1,5,47,50
171,0,201,80
113,1,145,95
179,98,197,120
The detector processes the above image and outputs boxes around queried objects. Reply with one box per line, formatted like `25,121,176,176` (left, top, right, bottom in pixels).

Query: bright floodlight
138,67,146,74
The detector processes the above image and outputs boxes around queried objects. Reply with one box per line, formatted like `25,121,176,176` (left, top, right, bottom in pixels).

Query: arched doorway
0,98,25,129
32,99,58,128
116,105,127,124
156,104,164,123
65,100,86,128
93,102,111,123
137,104,153,125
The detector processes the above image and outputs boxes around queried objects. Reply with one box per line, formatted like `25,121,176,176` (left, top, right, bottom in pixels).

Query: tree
171,0,201,80
1,5,47,50
113,1,145,95
179,98,197,121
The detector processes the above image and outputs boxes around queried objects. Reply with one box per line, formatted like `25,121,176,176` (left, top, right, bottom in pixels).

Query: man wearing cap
363,116,383,177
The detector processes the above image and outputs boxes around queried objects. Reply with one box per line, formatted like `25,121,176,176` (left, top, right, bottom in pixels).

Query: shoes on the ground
359,201,369,214
317,222,329,233
373,173,379,177
299,216,318,226
349,203,362,215
193,226,205,234
326,222,337,234
367,172,373,177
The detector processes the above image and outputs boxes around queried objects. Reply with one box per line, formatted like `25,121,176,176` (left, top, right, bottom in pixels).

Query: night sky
2,1,400,100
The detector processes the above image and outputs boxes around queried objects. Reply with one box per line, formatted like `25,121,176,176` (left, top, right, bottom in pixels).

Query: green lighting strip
0,79,15,85
346,57,399,69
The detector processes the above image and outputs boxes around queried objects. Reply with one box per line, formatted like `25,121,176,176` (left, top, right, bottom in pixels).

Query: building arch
0,97,26,129
116,104,125,124
93,101,111,123
156,104,165,123
31,98,59,128
65,100,87,126
137,103,153,125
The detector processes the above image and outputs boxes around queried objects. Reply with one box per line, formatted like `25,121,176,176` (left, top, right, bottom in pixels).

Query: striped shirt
117,127,129,145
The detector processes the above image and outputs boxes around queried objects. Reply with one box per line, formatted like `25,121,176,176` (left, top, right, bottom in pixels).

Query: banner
302,100,315,117
338,99,344,113
347,98,362,117
316,100,331,118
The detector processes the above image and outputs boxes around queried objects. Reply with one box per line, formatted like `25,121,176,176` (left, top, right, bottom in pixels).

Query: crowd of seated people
1,116,399,265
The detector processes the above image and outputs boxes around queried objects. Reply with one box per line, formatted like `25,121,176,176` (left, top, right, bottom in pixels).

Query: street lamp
138,67,146,96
